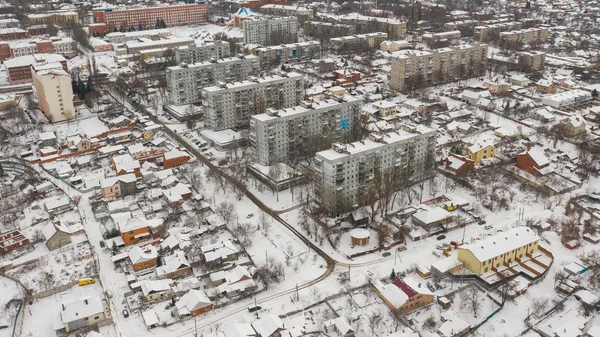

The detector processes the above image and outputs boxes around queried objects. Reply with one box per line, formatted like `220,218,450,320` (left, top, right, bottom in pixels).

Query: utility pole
194,315,198,337
265,250,268,269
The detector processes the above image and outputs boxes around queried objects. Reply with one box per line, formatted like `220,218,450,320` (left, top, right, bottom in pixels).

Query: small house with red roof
444,153,475,176
372,277,435,314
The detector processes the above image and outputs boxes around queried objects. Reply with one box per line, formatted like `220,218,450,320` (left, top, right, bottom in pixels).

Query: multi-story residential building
10,37,77,58
54,296,112,334
254,41,320,67
250,96,363,166
518,51,545,71
4,53,68,84
124,37,195,54
390,43,488,92
174,41,231,64
500,27,550,46
422,31,461,47
308,21,355,38
202,72,303,131
330,32,387,54
242,17,298,46
0,28,25,40
474,21,522,41
28,12,78,25
313,126,436,214
94,3,208,29
458,227,540,275
444,20,478,35
0,18,20,28
27,24,48,36
32,65,75,123
103,28,172,43
321,13,407,39
166,55,260,105
260,4,313,19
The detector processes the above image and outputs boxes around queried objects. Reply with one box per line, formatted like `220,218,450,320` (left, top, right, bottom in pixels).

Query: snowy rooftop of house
412,207,452,225
45,196,70,210
141,279,173,296
164,148,189,160
128,245,158,264
156,250,190,276
124,37,193,49
432,256,463,273
39,131,56,140
521,147,550,167
59,296,104,324
176,289,212,315
438,310,471,337
459,227,539,262
252,314,286,337
467,142,494,154
4,53,66,68
371,279,409,309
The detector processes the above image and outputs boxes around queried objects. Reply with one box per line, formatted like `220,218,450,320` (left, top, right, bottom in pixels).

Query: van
78,278,96,286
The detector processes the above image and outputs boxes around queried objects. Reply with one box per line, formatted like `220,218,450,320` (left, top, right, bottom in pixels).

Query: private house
324,317,355,337
536,79,558,94
54,296,111,334
516,147,553,176
175,289,213,318
161,232,192,253
112,154,141,177
372,277,435,314
510,75,530,87
39,131,57,147
444,153,475,176
140,279,174,302
0,230,30,254
209,265,252,286
66,135,100,152
156,250,192,279
252,314,287,337
201,240,240,268
42,222,71,251
466,142,495,164
100,173,137,199
163,148,190,168
118,217,164,246
559,115,587,137
457,227,540,275
128,245,158,271
412,207,453,228
483,78,510,94
44,196,73,216
162,182,192,208
372,100,398,117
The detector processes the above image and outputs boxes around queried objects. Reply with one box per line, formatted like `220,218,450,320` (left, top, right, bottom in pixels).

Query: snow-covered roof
412,207,452,225
128,245,158,264
522,147,550,166
438,310,471,337
141,279,173,296
176,289,212,316
252,314,285,337
164,148,189,160
459,227,539,262
45,196,70,210
100,173,137,188
372,279,409,309
467,142,494,154
156,250,190,277
59,296,104,324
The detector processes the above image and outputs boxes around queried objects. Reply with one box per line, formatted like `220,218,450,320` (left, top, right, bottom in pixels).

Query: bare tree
231,222,254,248
498,280,518,305
460,286,482,318
268,163,283,202
215,201,236,225
258,211,271,232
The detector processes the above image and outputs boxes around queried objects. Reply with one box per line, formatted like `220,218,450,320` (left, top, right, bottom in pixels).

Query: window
94,316,100,320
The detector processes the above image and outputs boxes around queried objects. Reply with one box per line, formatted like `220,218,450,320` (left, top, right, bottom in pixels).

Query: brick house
100,173,137,198
128,245,158,271
156,250,192,279
372,277,435,314
516,147,552,176
175,289,213,318
163,148,190,168
118,217,164,246
0,230,30,254
444,153,475,176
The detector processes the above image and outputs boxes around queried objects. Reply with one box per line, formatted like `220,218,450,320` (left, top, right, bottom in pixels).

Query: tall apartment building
308,22,355,38
201,72,303,131
330,32,387,54
94,3,208,29
322,13,407,39
314,126,437,214
174,41,231,64
390,43,488,92
166,55,260,105
500,28,550,46
242,17,298,46
518,51,545,71
4,53,67,84
32,67,75,123
254,41,321,67
474,21,522,42
250,96,363,166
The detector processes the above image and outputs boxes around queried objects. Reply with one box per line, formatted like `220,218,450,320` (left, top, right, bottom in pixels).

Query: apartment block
94,3,208,29
0,28,25,40
330,32,387,54
250,96,363,166
474,21,522,42
254,41,320,67
260,4,313,19
390,43,488,92
124,37,195,54
308,22,355,38
166,55,260,105
242,16,298,46
422,31,461,47
202,72,303,131
518,51,545,71
174,41,231,64
314,126,436,214
27,11,78,25
32,66,75,123
500,27,550,45
103,28,171,43
4,53,67,84
325,13,407,39
10,37,77,58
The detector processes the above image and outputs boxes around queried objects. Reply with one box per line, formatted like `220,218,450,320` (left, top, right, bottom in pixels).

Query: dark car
122,309,129,318
436,235,446,240
478,220,487,225
382,252,391,257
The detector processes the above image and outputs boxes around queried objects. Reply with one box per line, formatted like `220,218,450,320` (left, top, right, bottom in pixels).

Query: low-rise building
0,230,30,254
118,217,164,246
372,277,435,314
466,142,495,164
128,245,158,271
330,32,388,54
175,290,213,318
541,90,593,110
163,148,190,168
156,250,192,279
54,296,111,334
140,279,174,301
100,174,137,199
254,40,321,67
42,222,72,251
516,147,553,176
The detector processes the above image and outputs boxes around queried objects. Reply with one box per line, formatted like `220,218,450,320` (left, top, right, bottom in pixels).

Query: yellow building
32,66,75,123
27,12,79,25
457,227,540,275
467,142,495,164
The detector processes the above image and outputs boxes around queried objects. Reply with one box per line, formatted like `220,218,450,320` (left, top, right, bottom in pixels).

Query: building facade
250,96,363,166
202,72,303,131
28,11,78,25
500,27,550,46
166,55,260,105
5,53,68,84
174,41,231,64
0,28,25,40
330,32,388,54
254,40,321,67
32,67,75,123
518,51,545,71
94,3,208,29
474,21,522,42
242,16,298,46
390,43,488,92
314,127,436,214
260,4,313,19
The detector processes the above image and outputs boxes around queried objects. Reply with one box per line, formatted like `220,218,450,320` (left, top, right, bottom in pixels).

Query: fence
11,300,24,337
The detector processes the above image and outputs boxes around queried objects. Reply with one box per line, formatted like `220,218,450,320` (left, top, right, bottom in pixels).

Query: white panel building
242,17,298,46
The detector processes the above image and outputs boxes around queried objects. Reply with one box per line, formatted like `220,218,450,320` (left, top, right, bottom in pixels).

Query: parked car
382,252,391,257
436,235,446,240
397,245,407,252
122,309,129,318
478,220,487,225
484,225,493,230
